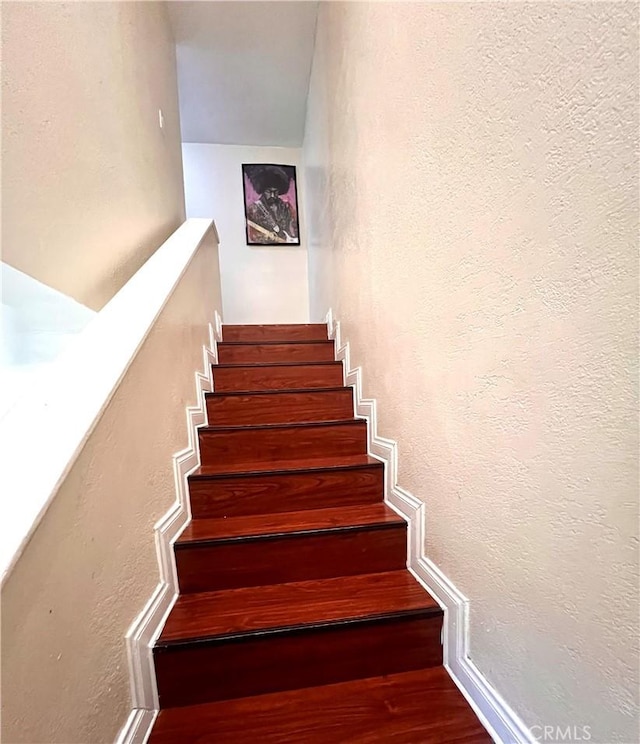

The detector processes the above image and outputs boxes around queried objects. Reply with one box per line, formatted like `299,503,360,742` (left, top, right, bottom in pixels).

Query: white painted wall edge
116,313,223,744
1,261,96,366
325,308,534,744
0,218,219,585
114,709,157,744
1,262,97,421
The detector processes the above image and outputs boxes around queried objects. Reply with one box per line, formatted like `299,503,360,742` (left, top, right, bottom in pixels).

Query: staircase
150,324,490,742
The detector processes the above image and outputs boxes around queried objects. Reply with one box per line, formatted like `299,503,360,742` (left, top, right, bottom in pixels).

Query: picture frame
242,163,301,246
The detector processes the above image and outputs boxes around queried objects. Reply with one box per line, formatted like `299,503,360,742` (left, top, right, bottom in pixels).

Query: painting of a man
242,164,300,245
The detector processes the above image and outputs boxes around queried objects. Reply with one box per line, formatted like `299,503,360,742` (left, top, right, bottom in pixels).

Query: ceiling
167,1,319,147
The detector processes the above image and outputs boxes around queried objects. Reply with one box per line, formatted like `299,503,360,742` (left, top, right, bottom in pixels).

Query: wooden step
150,667,492,743
188,455,385,518
222,324,328,342
198,419,367,470
151,317,490,740
158,571,438,643
212,361,343,392
175,504,407,593
154,571,443,707
217,341,335,365
206,387,353,426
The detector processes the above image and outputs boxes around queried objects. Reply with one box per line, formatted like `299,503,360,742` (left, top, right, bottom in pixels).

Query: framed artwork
242,164,300,245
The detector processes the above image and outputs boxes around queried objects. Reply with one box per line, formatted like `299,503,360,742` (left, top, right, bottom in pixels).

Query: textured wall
0,235,221,743
1,2,185,310
183,143,309,324
303,3,639,741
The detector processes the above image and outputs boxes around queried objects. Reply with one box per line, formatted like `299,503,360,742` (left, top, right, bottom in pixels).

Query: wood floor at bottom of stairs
150,667,492,743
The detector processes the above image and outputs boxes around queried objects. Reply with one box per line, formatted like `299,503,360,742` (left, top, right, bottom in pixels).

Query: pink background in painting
244,169,298,221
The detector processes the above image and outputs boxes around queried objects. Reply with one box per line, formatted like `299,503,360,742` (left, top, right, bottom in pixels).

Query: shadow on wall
0,263,96,418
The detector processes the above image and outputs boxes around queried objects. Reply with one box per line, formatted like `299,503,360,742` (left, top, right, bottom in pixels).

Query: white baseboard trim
325,309,533,744
114,709,157,744
116,312,222,744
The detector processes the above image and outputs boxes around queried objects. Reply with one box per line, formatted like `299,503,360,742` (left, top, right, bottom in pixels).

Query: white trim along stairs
325,308,533,744
117,309,532,744
116,313,223,744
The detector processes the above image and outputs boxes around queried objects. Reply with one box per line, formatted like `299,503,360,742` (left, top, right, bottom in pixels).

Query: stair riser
212,363,343,392
223,324,328,342
150,669,493,744
218,342,335,365
189,466,384,518
207,389,353,426
176,525,407,593
154,614,443,708
199,422,367,469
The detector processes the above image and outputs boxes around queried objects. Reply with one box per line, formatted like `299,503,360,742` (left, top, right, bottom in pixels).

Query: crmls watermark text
531,725,592,742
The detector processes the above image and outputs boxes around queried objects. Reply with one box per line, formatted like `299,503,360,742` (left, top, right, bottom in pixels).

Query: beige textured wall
303,3,639,741
0,235,221,744
1,1,185,310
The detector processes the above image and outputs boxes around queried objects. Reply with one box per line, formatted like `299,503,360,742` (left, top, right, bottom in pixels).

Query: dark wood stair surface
218,340,335,364
198,419,368,468
188,454,385,518
222,323,329,341
174,504,408,592
177,502,403,544
206,386,354,425
212,361,344,392
150,667,492,743
151,323,489,740
190,452,382,477
158,571,439,645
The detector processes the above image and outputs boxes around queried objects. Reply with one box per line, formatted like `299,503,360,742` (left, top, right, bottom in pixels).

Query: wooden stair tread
150,667,491,743
190,454,382,478
213,360,340,368
222,323,328,342
177,503,404,545
206,385,349,397
212,361,343,392
198,419,367,470
206,388,354,427
158,571,440,645
218,341,336,365
200,417,361,432
218,340,334,346
150,321,487,737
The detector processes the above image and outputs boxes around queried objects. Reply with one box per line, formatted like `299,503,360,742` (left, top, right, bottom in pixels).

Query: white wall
1,224,222,743
168,2,318,147
303,3,638,742
1,263,96,419
182,143,309,324
1,2,185,311
1,264,95,366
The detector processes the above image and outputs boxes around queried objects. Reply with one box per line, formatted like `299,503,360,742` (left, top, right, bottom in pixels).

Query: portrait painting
242,164,300,245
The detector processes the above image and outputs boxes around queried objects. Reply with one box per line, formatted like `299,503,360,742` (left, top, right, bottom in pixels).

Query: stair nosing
213,361,341,369
217,340,334,347
206,386,351,398
222,323,327,328
188,457,383,480
175,518,405,549
199,418,365,433
155,606,441,651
